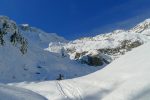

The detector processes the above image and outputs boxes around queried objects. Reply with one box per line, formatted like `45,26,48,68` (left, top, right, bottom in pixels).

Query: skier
56,74,64,80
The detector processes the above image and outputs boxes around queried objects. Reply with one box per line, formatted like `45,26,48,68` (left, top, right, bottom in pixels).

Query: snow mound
45,19,150,66
0,84,47,100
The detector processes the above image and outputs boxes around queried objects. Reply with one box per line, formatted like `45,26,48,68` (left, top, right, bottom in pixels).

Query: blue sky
0,0,150,40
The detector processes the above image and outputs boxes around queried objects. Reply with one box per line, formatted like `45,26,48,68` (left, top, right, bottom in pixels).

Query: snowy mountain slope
0,16,150,100
0,16,102,83
46,19,150,66
0,84,47,100
19,24,67,48
129,18,150,33
13,42,150,100
64,30,148,59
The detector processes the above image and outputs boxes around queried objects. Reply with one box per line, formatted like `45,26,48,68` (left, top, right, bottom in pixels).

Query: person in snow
57,74,64,80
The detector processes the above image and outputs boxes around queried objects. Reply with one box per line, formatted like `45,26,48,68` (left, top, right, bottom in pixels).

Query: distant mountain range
46,18,150,66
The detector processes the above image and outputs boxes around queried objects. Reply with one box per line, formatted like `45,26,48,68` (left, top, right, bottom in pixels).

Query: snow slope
0,84,47,100
12,42,150,100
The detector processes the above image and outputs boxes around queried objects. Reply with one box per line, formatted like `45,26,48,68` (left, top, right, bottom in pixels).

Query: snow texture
0,84,47,100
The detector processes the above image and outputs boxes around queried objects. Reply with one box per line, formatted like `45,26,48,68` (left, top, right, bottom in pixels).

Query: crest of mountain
46,19,150,66
129,18,150,33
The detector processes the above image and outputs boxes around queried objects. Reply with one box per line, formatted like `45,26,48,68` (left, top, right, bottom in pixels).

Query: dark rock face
87,56,103,66
79,55,107,66
98,40,143,56
121,40,142,50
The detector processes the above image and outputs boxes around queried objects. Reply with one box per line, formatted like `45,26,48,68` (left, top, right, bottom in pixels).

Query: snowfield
10,42,150,100
0,84,47,100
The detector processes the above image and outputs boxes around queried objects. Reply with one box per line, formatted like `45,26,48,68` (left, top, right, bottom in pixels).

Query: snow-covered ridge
65,30,148,52
45,19,150,66
130,18,150,33
19,24,67,44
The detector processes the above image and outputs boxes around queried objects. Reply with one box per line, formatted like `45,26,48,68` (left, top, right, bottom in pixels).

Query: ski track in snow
56,80,83,100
